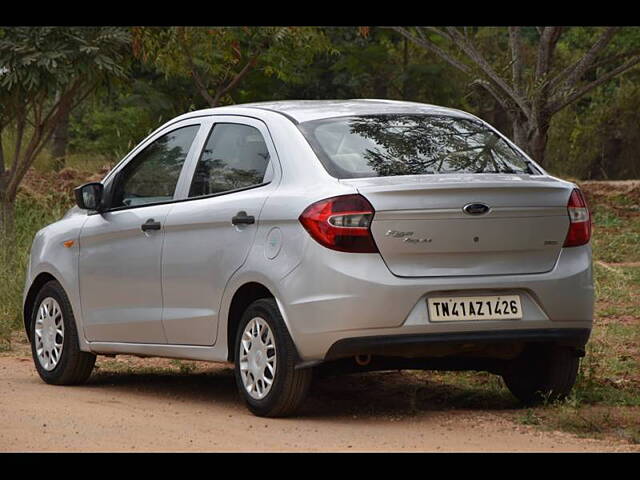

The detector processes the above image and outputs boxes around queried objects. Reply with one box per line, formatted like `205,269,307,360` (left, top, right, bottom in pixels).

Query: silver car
23,100,593,417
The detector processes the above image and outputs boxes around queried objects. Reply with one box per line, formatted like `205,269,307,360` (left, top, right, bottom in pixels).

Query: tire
29,280,96,385
502,345,580,404
233,298,312,417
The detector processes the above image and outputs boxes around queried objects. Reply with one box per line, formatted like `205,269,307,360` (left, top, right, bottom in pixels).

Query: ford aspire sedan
23,100,593,417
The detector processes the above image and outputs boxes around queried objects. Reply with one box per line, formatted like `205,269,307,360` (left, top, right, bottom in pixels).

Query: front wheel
233,298,312,417
502,345,580,404
30,280,96,385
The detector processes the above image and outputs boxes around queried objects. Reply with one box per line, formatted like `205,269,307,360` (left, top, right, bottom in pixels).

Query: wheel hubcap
35,297,64,371
239,317,277,400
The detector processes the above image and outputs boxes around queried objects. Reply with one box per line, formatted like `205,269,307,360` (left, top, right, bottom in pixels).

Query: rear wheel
30,280,96,385
502,345,580,404
233,298,312,417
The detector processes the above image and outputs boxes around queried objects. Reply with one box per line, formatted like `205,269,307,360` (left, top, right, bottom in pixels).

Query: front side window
188,123,270,198
111,125,199,208
298,114,534,179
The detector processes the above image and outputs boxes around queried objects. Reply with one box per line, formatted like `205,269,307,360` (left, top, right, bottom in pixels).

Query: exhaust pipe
354,354,372,366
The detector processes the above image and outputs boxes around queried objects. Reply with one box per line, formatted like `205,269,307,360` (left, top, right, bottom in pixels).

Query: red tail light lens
299,194,379,253
564,188,591,247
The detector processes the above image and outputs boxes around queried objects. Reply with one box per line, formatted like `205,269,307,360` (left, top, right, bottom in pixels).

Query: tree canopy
132,27,332,107
0,26,130,234
393,27,640,164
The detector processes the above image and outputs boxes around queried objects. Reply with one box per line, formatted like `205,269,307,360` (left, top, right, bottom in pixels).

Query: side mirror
74,182,104,211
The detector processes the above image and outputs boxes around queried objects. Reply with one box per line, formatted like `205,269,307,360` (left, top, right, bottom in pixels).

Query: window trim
186,121,273,200
173,115,282,204
97,121,205,214
91,181,272,215
91,114,283,215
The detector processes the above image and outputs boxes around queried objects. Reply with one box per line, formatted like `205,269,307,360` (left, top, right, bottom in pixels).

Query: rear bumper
324,328,591,361
277,240,594,362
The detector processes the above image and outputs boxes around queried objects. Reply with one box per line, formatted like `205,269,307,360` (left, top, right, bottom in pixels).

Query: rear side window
188,123,271,198
298,114,533,179
112,125,199,208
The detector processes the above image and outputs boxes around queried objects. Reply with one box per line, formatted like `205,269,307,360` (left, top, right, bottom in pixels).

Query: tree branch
470,78,513,115
7,122,43,200
549,55,640,115
508,27,524,96
70,82,99,111
392,27,472,75
191,68,217,107
9,109,25,180
211,53,260,106
550,27,618,91
444,27,532,118
5,80,91,200
177,33,217,107
584,50,640,73
0,128,4,176
424,26,453,42
535,26,563,82
40,80,82,128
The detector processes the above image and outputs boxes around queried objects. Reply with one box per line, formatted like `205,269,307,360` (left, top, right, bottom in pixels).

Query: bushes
0,171,81,346
546,78,640,180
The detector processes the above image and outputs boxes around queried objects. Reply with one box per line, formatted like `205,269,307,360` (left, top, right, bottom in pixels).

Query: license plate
427,295,522,322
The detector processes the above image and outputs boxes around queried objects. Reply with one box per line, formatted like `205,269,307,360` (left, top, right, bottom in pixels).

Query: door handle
231,211,255,225
141,218,162,232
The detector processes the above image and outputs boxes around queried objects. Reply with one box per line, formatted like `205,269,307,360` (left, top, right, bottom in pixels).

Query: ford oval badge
463,203,490,215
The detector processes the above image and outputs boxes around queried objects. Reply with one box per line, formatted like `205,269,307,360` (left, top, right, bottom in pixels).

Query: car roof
180,99,478,124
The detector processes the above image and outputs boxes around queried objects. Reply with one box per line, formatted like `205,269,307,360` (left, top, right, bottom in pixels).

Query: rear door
160,116,279,345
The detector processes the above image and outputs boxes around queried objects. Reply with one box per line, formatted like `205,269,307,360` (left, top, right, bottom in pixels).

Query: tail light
563,188,591,247
299,194,379,253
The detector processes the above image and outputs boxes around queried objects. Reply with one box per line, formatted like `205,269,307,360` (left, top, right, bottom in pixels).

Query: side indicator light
63,240,75,248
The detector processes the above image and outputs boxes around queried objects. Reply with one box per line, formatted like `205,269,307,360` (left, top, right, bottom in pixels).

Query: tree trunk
51,101,71,171
402,36,409,99
0,197,15,241
511,118,529,153
373,78,388,98
511,116,548,166
527,125,549,166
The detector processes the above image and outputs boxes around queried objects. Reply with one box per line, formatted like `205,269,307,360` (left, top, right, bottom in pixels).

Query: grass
0,196,72,345
0,164,110,347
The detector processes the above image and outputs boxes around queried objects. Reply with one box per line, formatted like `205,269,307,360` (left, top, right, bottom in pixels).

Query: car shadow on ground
303,370,520,418
87,366,241,409
86,363,520,418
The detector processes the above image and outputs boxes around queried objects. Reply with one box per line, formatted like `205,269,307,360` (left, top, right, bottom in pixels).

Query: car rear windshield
298,114,534,179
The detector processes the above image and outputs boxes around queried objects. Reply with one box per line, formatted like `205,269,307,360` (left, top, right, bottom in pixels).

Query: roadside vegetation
0,160,105,347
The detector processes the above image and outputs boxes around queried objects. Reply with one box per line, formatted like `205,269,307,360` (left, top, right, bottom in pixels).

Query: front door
79,123,201,343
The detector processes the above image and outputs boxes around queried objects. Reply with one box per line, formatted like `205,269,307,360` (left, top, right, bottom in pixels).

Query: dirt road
0,341,636,453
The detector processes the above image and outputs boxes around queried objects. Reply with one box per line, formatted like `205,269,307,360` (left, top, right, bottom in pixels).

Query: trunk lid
343,174,572,277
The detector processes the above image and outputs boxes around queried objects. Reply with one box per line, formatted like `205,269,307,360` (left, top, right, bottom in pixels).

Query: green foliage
546,77,640,180
133,26,332,106
0,27,132,239
67,61,202,160
0,27,130,121
0,195,71,345
0,27,128,90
